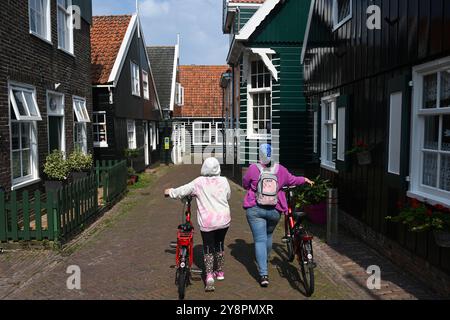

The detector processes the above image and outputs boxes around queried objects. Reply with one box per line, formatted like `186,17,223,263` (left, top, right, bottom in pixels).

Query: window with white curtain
142,70,149,100
57,0,73,53
127,120,137,149
131,62,141,97
388,92,403,175
93,112,108,148
247,58,272,139
410,59,450,206
29,0,51,41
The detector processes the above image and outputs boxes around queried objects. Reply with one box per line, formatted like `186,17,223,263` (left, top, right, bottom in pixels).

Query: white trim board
108,14,138,86
301,0,316,64
235,0,281,41
169,44,179,112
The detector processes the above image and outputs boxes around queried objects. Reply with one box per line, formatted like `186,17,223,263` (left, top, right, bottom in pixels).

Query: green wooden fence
0,160,128,243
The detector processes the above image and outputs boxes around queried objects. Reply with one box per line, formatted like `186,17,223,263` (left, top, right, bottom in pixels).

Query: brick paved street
0,165,438,300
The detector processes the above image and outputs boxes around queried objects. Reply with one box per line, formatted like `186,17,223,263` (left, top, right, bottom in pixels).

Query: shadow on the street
228,239,260,282
272,244,308,296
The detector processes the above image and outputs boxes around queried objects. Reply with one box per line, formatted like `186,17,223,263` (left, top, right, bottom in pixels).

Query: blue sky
92,0,229,66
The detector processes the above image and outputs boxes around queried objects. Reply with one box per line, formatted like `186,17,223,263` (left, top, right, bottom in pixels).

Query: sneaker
260,276,269,288
215,271,225,281
205,273,215,292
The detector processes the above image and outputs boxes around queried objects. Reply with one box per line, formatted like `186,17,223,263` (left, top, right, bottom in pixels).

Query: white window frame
73,97,89,154
46,91,66,154
127,119,137,149
142,70,150,100
29,0,52,43
8,82,41,190
175,83,184,106
247,56,273,140
57,0,74,54
9,84,42,121
73,97,90,123
332,0,353,32
321,93,340,173
410,57,450,207
131,62,141,97
93,111,108,148
216,122,224,145
193,122,212,146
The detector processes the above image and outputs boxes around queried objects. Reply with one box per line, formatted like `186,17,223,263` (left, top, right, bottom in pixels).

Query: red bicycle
282,186,316,297
168,195,198,300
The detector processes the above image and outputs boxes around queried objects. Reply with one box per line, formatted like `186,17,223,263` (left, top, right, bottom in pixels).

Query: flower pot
71,171,89,181
305,203,327,225
357,151,372,166
434,230,450,248
45,180,64,194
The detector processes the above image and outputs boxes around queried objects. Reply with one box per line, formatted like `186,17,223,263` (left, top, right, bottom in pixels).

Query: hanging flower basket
347,140,372,166
357,151,372,166
434,230,450,248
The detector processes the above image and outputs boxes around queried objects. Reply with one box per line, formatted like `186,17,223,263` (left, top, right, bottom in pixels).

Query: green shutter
385,75,411,191
336,94,351,172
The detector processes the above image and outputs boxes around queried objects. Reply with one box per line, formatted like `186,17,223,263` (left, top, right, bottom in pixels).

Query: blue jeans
246,206,281,277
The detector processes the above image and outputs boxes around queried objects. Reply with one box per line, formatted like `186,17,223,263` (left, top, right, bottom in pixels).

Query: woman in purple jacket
243,144,314,287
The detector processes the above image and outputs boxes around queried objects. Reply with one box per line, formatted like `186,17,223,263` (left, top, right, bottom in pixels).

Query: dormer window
332,0,352,31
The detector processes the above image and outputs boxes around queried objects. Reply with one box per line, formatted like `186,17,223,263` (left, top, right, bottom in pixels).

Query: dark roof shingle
146,46,176,110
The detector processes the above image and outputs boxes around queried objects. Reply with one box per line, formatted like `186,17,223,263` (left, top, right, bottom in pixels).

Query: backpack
256,163,279,206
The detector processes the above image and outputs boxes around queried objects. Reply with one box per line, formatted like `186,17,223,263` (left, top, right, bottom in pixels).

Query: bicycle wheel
286,238,295,262
178,268,188,300
299,241,315,297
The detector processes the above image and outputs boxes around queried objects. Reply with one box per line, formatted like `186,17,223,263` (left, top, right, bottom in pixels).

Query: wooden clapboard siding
237,0,312,169
304,0,450,275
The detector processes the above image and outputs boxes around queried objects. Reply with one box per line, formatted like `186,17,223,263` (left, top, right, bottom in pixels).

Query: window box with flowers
386,198,450,248
346,140,372,166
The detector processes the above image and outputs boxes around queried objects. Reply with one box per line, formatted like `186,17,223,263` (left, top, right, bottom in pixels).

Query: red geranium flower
427,209,433,217
411,198,421,209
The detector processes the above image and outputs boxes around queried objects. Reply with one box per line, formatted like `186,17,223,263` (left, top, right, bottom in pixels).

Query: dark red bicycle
167,195,195,300
282,186,316,297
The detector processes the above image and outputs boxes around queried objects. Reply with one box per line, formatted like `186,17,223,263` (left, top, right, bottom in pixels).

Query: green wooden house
222,0,312,171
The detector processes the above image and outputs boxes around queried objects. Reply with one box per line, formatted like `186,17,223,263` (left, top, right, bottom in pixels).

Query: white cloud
140,0,170,18
93,0,228,65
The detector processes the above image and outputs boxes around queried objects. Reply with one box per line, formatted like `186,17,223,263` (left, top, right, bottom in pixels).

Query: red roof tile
174,66,230,118
91,15,132,85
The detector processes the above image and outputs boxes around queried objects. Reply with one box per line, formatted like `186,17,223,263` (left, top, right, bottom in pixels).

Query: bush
44,150,69,181
293,176,331,208
67,149,93,173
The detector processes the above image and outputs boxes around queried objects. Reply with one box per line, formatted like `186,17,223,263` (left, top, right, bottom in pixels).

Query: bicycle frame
176,197,194,269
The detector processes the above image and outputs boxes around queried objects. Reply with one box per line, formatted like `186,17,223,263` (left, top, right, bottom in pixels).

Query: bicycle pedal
169,242,177,249
281,237,291,244
170,265,177,269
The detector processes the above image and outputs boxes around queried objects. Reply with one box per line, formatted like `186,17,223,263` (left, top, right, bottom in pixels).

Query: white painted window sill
11,178,41,191
407,191,450,208
321,163,339,174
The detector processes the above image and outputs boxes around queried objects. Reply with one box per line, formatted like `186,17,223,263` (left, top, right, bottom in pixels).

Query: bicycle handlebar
282,186,297,191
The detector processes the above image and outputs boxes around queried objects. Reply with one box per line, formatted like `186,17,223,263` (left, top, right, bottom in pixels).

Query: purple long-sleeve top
243,164,306,214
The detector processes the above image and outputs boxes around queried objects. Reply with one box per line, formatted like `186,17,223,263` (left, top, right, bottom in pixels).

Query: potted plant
347,140,372,165
294,176,331,225
67,149,93,181
386,199,450,248
43,150,70,193
124,148,141,171
127,167,139,185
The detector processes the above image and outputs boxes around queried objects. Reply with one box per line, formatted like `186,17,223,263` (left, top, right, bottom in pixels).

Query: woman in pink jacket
243,144,314,287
